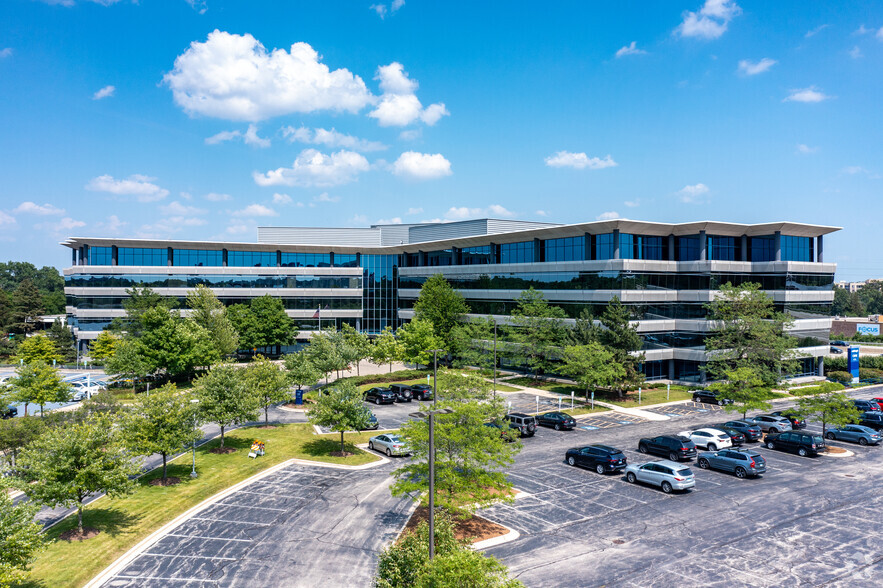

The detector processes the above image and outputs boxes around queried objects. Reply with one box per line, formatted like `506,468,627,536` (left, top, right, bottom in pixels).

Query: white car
69,382,101,401
678,428,733,451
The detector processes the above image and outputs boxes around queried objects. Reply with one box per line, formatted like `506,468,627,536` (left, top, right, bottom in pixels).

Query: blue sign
848,346,860,383
857,324,881,336
295,389,304,405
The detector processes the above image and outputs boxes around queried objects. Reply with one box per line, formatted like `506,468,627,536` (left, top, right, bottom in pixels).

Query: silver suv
625,460,695,493
504,413,538,437
748,414,792,434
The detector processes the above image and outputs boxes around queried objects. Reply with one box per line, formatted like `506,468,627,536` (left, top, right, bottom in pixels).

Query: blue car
825,424,881,446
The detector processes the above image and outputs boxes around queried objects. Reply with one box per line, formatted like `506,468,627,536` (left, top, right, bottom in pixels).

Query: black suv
638,435,697,461
565,444,627,474
720,420,763,442
409,384,434,401
714,425,746,446
765,430,825,456
859,411,883,431
505,413,538,437
853,399,881,412
770,410,807,430
388,384,413,403
537,411,577,431
2,405,17,419
484,421,519,442
364,387,396,405
692,390,732,406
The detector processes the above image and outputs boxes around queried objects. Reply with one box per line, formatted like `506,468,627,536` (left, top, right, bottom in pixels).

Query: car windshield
388,436,403,443
676,468,693,477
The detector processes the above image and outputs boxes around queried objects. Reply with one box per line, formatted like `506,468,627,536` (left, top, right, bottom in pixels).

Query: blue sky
1,0,881,280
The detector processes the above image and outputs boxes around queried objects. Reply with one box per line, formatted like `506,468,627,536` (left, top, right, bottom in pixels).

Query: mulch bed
209,447,238,454
403,506,509,544
825,446,848,454
149,477,182,487
328,450,357,458
59,527,100,542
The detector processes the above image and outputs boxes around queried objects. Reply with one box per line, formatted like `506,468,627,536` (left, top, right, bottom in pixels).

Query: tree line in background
832,282,883,317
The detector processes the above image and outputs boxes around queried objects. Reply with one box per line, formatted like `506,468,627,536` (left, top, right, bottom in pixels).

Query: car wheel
769,428,779,434
798,447,808,457
661,481,673,494
707,444,716,452
638,444,648,454
766,441,776,450
735,467,747,479
697,458,709,469
368,441,374,450
718,400,724,406
626,472,637,483
825,432,835,440
859,437,869,446
386,448,392,457
595,464,606,475
554,423,561,431
668,452,678,461
567,456,576,466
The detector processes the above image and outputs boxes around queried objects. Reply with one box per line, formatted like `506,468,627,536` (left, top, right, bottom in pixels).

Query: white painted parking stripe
165,533,253,543
214,503,288,512
190,517,270,526
233,490,304,499
114,575,218,583
142,552,237,561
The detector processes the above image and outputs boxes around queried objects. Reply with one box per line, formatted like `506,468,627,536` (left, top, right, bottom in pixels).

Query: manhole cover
844,474,855,478
612,539,626,545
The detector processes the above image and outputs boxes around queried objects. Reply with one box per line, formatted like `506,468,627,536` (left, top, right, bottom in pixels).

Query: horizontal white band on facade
65,287,362,298
64,266,362,277
71,309,362,319
398,288,834,304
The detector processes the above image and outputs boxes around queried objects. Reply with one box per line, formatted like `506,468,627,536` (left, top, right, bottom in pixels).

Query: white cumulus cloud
0,48,13,58
369,62,449,127
406,207,423,215
675,0,741,40
160,201,206,216
92,85,115,100
13,201,65,216
878,26,883,40
783,86,832,103
281,126,387,152
615,41,647,58
737,58,776,75
848,46,863,59
796,144,818,154
443,205,514,220
164,31,373,122
233,204,277,217
0,211,16,226
370,0,404,19
85,174,169,202
805,24,829,38
544,151,617,170
204,192,232,201
204,124,269,147
677,183,710,203
376,217,403,224
392,151,452,180
272,193,292,204
254,149,371,187
596,211,621,221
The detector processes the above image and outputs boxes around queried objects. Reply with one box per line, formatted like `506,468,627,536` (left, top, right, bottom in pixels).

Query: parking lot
481,387,883,587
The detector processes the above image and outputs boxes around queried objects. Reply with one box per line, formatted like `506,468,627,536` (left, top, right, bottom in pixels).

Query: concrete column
112,245,118,266
167,247,173,267
700,366,707,384
534,238,542,263
818,357,825,377
72,248,77,266
222,249,228,267
584,233,592,260
699,230,707,261
276,250,282,267
668,358,675,380
613,229,621,260
418,250,426,266
82,245,88,265
668,235,675,261
329,252,335,267
774,231,782,261
489,243,497,264
817,235,824,262
740,235,748,261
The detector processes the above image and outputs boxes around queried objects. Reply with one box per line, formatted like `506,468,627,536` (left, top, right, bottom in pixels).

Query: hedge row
824,355,883,373
789,381,846,396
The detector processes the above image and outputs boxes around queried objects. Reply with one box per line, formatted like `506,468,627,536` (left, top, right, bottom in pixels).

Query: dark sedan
638,435,697,461
721,420,763,442
771,410,807,430
537,411,577,430
692,389,733,406
2,405,17,419
364,387,396,405
409,384,434,401
565,444,627,474
714,425,746,446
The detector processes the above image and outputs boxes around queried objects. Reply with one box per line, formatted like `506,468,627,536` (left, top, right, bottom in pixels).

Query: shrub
859,368,883,380
827,371,853,384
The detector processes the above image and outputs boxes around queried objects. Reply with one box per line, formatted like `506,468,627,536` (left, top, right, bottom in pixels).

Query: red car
871,398,883,411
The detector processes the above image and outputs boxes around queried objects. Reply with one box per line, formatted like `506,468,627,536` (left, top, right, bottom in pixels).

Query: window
707,235,739,261
334,254,358,267
543,236,585,262
750,236,775,262
781,235,814,262
173,249,223,267
461,245,491,265
280,252,331,267
499,241,534,264
425,249,453,266
228,251,276,267
89,247,113,265
676,236,700,261
594,234,615,260
118,247,167,266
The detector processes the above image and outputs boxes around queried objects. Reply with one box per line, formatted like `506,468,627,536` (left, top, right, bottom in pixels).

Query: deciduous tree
103,338,152,388
228,295,296,355
284,350,322,392
396,319,443,368
138,307,219,378
89,331,121,364
339,323,371,376
9,279,43,335
508,288,567,378
307,381,370,455
708,367,773,419
9,361,71,416
186,284,239,356
245,355,291,425
0,416,46,469
598,297,645,398
15,334,61,365
561,342,624,402
413,274,470,353
194,363,258,449
370,326,401,373
795,392,863,438
305,329,345,383
0,489,46,586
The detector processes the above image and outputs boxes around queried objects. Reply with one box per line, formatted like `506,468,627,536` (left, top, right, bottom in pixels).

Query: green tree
561,342,624,402
396,319,444,368
195,363,258,449
15,334,61,365
450,317,496,371
47,319,76,363
16,417,139,534
708,367,772,419
0,417,46,469
307,381,370,455
229,295,296,355
374,511,522,588
9,279,43,335
186,284,239,356
858,281,883,315
370,326,401,373
305,329,344,383
103,338,152,388
339,323,371,376
598,297,645,398
284,350,322,392
0,490,46,586
121,384,201,483
832,286,864,317
794,392,863,438
0,290,12,333
391,371,519,513
89,331,121,364
508,288,567,378
245,355,291,425
413,274,470,353
567,308,600,346
705,282,797,388
110,285,174,337
138,307,219,378
9,361,71,416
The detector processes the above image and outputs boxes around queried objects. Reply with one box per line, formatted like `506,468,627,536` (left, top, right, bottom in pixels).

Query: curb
472,522,520,550
821,447,855,458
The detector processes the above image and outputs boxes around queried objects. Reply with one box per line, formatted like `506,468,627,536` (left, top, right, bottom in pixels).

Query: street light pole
190,398,199,478
409,406,452,561
493,320,497,398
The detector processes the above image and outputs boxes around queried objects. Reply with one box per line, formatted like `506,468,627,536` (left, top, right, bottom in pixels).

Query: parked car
565,444,627,474
368,434,410,456
2,405,17,419
770,410,807,430
637,435,697,461
692,389,733,406
852,399,881,412
504,413,538,437
764,430,825,456
696,448,766,478
678,428,733,451
625,460,695,493
748,414,793,434
720,420,763,442
825,424,882,446
872,397,883,409
829,346,844,354
388,384,413,403
830,340,848,347
409,384,434,401
711,425,745,447
364,387,396,405
537,411,577,431
484,421,518,442
858,411,883,431
360,410,379,430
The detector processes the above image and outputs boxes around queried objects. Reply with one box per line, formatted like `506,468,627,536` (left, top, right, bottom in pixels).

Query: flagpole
318,306,321,332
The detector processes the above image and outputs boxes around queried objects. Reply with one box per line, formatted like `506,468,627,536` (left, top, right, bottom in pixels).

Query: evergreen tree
567,308,600,345
598,297,645,398
10,279,43,335
47,319,76,363
413,274,470,353
508,288,567,378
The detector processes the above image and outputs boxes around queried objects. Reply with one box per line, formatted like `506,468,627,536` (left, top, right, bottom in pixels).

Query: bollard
591,391,594,410
570,391,574,409
536,395,539,414
667,383,670,401
639,387,642,405
558,397,561,411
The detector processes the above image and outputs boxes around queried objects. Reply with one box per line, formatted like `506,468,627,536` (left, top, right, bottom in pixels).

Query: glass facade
90,247,113,265
362,255,398,333
707,235,739,261
676,236,700,261
499,241,534,264
461,245,491,265
118,247,167,266
619,234,666,260
335,254,359,267
781,235,814,262
749,236,775,262
67,295,361,311
66,274,360,289
228,251,276,267
425,249,454,266
173,249,223,267
544,236,585,262
281,252,331,267
595,234,615,260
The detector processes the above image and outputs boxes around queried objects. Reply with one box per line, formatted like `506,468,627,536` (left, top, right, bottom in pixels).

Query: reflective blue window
500,241,534,263
462,245,491,265
228,251,276,267
707,235,739,261
173,249,223,267
90,247,113,265
676,236,700,261
595,234,615,260
639,236,665,260
425,249,453,266
334,254,358,267
118,247,167,266
362,255,398,333
281,253,331,268
781,236,814,262
750,236,775,262
545,236,585,262
619,233,636,259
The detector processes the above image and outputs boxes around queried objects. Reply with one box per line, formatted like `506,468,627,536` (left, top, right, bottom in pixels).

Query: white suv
678,428,733,451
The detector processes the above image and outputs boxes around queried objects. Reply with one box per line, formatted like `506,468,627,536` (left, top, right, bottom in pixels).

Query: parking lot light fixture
190,398,200,478
408,406,452,559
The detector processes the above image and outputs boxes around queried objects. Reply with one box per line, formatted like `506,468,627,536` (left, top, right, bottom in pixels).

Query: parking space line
233,490,307,499
114,575,218,583
165,533,253,543
141,552,238,561
190,517,270,526
214,503,288,512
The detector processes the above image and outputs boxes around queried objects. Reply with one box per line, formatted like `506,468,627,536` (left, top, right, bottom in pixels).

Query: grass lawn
603,388,695,407
24,423,380,588
559,405,611,416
